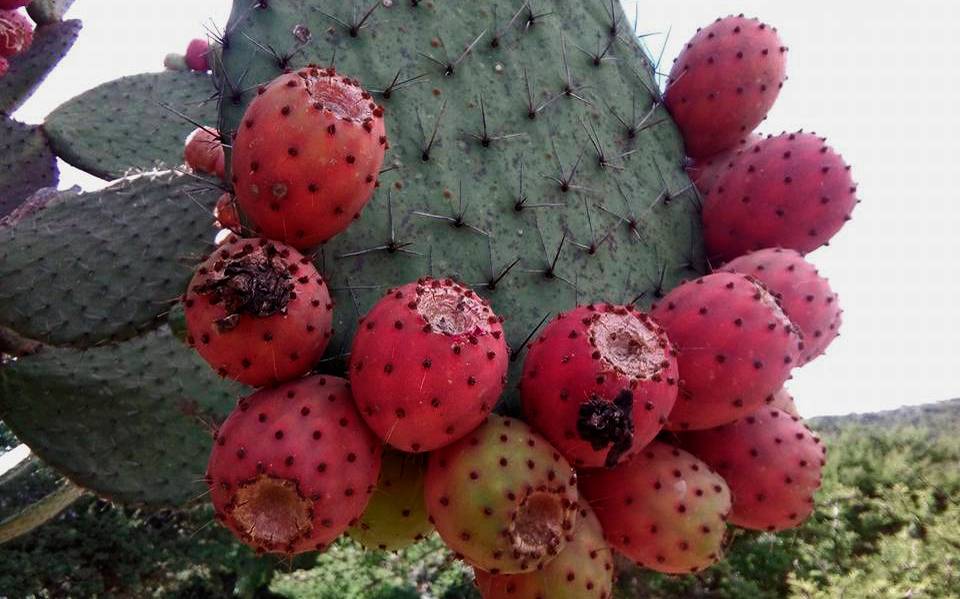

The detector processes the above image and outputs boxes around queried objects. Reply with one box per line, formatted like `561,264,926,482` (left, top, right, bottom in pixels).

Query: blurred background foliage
1,399,958,598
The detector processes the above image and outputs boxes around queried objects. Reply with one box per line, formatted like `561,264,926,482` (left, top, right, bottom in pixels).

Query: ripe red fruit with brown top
651,272,802,430
184,236,334,387
703,131,858,262
424,417,579,574
232,66,387,249
206,375,382,555
679,406,826,531
349,278,508,453
183,126,225,179
0,9,33,58
665,15,786,159
580,441,732,575
473,503,613,599
723,248,842,364
519,303,678,469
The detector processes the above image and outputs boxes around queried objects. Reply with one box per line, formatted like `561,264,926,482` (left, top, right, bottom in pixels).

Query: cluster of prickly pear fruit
0,2,33,75
0,0,863,594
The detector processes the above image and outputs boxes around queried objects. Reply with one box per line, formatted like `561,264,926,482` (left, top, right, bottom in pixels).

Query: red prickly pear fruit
768,387,800,417
722,248,842,364
0,9,33,58
206,375,382,555
425,417,580,574
183,126,226,179
665,15,787,159
704,131,859,262
679,407,826,531
580,441,732,575
0,56,8,77
687,133,761,195
214,193,242,234
0,1,31,9
348,450,433,551
349,278,508,453
185,38,210,72
183,237,334,387
519,303,678,469
232,66,387,249
473,503,613,599
651,272,802,431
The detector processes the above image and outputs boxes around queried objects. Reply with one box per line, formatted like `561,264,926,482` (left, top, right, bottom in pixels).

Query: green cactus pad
27,0,77,25
219,0,705,404
0,327,246,506
0,170,220,347
0,119,58,218
44,71,219,180
0,19,81,116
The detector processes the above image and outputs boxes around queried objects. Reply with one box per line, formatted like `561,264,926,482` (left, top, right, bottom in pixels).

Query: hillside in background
2,398,958,598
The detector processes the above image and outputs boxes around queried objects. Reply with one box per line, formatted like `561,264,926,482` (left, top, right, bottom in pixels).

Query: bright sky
12,1,960,417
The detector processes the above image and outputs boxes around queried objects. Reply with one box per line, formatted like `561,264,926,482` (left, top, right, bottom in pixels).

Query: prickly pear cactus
0,118,58,218
0,18,80,114
217,0,704,395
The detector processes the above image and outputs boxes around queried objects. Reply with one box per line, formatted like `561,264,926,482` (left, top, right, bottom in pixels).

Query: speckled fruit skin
349,450,433,552
704,131,858,262
679,406,826,531
687,133,761,195
349,278,508,453
651,272,802,431
425,417,579,575
0,9,33,58
768,387,800,417
580,441,732,575
185,38,209,72
184,126,225,179
474,504,613,599
184,236,334,387
665,15,787,159
232,66,387,249
519,303,678,469
722,248,842,364
206,375,382,555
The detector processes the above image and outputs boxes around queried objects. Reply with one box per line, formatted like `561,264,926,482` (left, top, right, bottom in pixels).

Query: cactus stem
339,190,420,258
412,181,489,237
604,0,625,38
509,311,551,363
469,96,524,148
490,2,527,49
417,99,448,162
545,137,586,193
419,29,486,77
372,70,429,99
241,31,303,70
572,35,617,67
523,1,554,32
315,0,380,38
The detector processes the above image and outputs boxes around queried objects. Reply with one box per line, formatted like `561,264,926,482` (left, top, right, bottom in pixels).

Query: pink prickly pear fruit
704,131,859,262
425,417,580,575
183,236,334,387
349,278,508,453
0,0,31,9
679,406,826,531
348,450,433,551
580,441,732,575
651,272,802,431
665,15,787,159
183,126,225,179
232,66,387,249
473,503,613,599
206,375,382,555
185,38,210,72
687,133,762,195
519,303,678,469
214,193,241,234
768,387,800,417
0,56,8,77
0,9,33,58
722,248,842,364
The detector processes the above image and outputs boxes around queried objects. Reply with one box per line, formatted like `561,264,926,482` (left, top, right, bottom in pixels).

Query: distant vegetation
2,400,958,598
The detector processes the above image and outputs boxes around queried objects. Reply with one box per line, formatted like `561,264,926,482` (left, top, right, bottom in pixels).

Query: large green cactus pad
0,171,219,347
0,119,58,218
0,327,245,506
0,19,81,116
219,0,704,399
44,71,218,180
